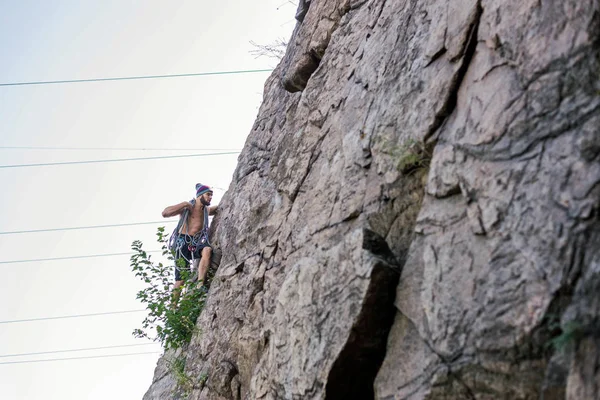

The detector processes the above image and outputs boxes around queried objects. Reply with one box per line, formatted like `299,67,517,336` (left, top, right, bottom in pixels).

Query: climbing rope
170,201,211,264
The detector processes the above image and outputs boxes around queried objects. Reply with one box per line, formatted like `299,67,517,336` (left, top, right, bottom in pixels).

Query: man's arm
208,205,218,216
162,202,192,218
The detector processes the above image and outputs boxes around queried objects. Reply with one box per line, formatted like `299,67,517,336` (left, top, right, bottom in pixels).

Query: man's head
195,183,213,205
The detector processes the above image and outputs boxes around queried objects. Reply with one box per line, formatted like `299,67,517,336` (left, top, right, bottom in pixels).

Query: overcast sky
0,1,295,399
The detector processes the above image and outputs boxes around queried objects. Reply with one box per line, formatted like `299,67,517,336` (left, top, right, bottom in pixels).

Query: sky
0,1,295,399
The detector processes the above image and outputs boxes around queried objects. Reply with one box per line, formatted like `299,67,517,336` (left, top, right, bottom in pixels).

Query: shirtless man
162,184,218,298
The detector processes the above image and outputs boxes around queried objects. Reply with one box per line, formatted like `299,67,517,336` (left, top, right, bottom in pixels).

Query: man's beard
200,197,211,206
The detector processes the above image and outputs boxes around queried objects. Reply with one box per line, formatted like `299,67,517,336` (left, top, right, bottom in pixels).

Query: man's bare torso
181,202,205,236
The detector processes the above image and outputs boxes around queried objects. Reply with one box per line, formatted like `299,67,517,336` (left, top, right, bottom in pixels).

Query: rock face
144,0,600,399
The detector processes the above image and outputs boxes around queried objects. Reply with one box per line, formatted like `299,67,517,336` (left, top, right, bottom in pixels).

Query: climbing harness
168,199,211,265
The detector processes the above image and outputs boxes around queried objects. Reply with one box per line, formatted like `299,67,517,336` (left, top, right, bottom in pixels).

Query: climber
162,183,218,302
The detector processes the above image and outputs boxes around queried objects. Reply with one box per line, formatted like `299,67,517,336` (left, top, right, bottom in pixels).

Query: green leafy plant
395,138,432,173
131,226,207,349
168,355,195,398
165,355,209,399
379,137,432,174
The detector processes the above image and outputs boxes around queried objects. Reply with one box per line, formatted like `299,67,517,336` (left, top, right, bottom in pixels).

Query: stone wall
144,0,600,398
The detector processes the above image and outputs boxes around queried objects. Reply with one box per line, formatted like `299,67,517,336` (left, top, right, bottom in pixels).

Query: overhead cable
0,309,146,325
0,343,158,358
0,145,242,151
0,250,163,265
0,68,272,87
0,351,161,365
0,220,174,235
0,151,240,169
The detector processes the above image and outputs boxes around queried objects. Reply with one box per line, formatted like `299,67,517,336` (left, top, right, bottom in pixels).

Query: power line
0,145,242,152
0,220,174,235
0,309,146,325
0,343,158,358
0,351,162,365
0,151,240,169
0,68,273,87
0,250,164,265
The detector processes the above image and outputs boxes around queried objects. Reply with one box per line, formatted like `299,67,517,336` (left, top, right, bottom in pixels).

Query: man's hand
162,201,194,218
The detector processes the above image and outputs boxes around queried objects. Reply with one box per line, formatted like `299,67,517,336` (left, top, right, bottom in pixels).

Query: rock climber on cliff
162,183,218,301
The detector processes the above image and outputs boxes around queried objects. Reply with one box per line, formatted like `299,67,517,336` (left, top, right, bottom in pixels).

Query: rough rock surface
144,0,600,398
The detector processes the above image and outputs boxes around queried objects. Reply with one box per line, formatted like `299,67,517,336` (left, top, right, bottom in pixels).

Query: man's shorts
174,234,211,281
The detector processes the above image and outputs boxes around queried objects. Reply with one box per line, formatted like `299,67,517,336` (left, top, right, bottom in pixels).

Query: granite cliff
144,0,600,398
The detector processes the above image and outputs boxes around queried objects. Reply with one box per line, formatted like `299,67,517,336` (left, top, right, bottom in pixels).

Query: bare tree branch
249,38,289,60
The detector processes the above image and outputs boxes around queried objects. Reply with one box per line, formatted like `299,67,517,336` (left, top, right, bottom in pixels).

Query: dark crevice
537,289,575,396
451,373,477,400
350,0,370,11
289,132,327,203
236,165,259,183
424,47,447,68
282,2,353,93
321,136,431,397
424,1,482,143
282,54,321,93
324,230,401,400
370,0,389,29
295,0,312,23
362,228,402,274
